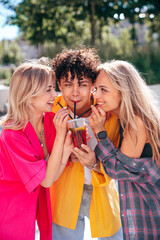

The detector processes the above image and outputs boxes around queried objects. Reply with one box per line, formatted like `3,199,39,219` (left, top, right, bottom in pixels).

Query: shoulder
135,116,145,130
125,115,147,140
52,94,67,113
107,112,119,123
0,128,30,150
105,112,119,128
132,116,147,139
1,128,23,140
121,116,147,157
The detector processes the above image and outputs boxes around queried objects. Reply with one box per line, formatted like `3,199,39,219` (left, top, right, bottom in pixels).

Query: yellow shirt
50,95,121,238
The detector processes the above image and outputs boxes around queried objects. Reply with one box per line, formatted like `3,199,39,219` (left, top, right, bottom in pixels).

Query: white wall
0,85,9,112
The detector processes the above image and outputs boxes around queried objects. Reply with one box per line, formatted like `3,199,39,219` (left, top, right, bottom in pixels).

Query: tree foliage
0,40,23,65
1,0,160,85
1,0,159,46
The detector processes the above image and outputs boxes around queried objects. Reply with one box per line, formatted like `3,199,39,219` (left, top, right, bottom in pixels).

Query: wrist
94,128,106,135
55,135,65,142
88,155,99,170
96,130,107,140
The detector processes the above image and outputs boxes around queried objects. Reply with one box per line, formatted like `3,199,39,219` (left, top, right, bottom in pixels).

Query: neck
29,113,44,133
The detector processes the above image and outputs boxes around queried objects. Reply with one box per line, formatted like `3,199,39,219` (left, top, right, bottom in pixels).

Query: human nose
52,89,58,98
72,85,79,96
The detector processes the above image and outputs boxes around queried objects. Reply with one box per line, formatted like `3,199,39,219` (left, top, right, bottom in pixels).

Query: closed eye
46,88,51,92
101,88,107,92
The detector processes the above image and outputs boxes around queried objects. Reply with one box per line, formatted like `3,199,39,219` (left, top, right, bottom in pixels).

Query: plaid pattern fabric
95,137,160,240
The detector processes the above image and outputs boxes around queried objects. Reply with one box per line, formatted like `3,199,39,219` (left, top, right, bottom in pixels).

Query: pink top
0,112,56,240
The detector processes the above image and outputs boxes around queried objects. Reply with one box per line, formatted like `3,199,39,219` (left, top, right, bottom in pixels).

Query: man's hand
69,152,79,163
71,144,97,169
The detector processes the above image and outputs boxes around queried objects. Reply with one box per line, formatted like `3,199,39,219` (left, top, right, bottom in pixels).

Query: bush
0,40,23,65
0,68,13,86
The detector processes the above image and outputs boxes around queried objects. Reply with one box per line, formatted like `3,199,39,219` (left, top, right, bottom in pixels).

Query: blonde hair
2,62,55,130
98,60,160,164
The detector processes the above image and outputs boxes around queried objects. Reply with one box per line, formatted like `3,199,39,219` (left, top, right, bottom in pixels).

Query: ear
91,84,95,92
58,82,61,91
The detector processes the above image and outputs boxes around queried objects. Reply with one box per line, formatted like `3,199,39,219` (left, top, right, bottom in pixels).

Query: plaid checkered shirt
95,137,160,240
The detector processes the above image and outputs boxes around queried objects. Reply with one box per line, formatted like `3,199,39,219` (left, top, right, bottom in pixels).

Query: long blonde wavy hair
97,60,160,164
2,62,55,130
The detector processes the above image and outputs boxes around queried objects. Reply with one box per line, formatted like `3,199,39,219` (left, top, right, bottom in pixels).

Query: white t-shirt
84,117,98,185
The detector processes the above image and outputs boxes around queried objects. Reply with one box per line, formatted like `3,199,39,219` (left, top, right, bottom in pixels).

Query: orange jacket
50,95,121,238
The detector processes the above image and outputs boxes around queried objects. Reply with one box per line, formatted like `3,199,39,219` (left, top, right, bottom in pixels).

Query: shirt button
121,214,124,217
121,194,123,196
132,162,136,166
142,167,145,171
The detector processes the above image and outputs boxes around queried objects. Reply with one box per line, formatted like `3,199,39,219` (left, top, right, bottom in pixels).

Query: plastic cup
67,118,87,149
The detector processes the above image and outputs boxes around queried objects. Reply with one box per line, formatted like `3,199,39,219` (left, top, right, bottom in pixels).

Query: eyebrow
61,80,89,84
62,80,72,83
79,80,89,83
98,85,108,89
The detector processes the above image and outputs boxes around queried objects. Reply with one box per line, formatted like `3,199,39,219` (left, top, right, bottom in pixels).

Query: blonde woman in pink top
0,63,72,240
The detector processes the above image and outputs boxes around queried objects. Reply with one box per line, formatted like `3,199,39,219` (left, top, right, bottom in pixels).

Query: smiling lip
96,102,104,105
71,100,81,104
47,101,54,107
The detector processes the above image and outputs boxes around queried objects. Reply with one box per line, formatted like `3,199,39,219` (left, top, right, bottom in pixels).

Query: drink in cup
67,118,87,149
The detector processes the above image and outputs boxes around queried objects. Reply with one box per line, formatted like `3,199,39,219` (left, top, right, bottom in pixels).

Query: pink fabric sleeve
1,130,46,193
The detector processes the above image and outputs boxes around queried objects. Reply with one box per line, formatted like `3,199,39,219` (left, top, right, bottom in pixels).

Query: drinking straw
73,101,85,146
74,102,76,119
77,103,98,118
57,102,73,119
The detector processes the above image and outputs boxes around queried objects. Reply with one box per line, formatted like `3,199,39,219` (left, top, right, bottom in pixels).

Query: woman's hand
61,130,74,164
53,108,69,137
89,105,106,135
71,144,97,169
64,131,74,153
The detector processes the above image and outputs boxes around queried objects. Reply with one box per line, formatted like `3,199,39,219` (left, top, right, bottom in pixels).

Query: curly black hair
52,47,101,84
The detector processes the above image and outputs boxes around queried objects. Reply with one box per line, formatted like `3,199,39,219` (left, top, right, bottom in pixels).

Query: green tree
1,0,160,48
0,40,23,65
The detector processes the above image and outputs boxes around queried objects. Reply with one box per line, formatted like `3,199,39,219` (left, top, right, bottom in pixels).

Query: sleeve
91,112,120,186
2,130,46,193
95,136,160,185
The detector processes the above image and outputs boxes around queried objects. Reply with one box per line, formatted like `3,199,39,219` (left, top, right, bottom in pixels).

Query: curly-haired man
49,47,123,240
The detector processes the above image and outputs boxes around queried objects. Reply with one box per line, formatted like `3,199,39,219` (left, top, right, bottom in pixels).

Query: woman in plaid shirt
72,60,160,240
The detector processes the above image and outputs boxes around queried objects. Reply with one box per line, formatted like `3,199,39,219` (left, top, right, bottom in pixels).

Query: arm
53,131,73,181
72,133,158,184
41,109,73,187
95,136,160,185
90,105,160,184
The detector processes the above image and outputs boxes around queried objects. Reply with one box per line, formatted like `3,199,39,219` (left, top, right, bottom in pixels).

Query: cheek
61,88,71,99
81,88,92,99
115,93,122,106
